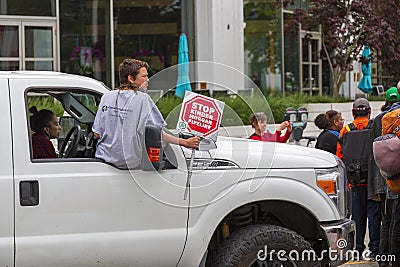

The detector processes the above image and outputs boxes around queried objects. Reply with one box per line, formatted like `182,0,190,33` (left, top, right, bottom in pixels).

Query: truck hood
208,136,337,169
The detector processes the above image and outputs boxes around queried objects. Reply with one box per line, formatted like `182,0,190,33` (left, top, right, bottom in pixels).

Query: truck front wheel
213,224,321,267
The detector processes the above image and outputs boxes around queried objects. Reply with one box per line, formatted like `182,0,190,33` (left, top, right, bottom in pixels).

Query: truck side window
27,93,64,159
26,89,101,160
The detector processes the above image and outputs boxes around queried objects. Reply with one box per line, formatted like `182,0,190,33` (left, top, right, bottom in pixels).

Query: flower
71,45,105,63
71,45,81,59
92,48,105,63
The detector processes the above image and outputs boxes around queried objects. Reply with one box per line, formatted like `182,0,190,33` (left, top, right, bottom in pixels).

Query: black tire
213,224,321,267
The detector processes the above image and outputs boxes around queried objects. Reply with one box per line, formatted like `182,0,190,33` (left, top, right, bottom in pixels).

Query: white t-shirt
92,90,166,169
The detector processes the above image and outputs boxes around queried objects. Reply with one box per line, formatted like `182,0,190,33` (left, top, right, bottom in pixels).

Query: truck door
9,79,191,267
0,78,15,267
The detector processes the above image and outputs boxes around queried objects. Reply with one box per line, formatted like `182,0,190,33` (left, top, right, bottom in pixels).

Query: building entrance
0,18,56,71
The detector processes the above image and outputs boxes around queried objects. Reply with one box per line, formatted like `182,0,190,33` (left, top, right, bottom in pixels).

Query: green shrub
155,92,356,126
27,96,65,117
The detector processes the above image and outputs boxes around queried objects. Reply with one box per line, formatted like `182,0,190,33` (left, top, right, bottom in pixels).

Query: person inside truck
29,106,61,159
92,58,200,169
249,112,292,143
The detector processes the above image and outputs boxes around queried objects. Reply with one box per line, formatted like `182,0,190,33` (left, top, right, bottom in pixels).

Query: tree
285,0,400,97
373,1,400,84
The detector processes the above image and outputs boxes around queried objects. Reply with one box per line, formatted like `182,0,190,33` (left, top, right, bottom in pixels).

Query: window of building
59,0,194,89
0,0,55,16
0,20,56,71
283,12,301,94
113,0,194,86
301,34,321,95
59,0,112,86
283,0,311,12
244,0,282,92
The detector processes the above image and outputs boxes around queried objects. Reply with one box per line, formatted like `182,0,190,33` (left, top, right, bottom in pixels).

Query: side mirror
142,125,166,171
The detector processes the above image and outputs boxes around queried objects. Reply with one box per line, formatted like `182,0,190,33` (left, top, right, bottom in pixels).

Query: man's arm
162,132,200,149
276,121,292,143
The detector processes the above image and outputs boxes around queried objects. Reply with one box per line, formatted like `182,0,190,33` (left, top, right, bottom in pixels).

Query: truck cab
0,71,354,267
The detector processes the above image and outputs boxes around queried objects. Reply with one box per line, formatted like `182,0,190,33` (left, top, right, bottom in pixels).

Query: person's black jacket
315,129,339,155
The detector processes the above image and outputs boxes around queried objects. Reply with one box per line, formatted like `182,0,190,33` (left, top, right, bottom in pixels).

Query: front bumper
321,219,355,266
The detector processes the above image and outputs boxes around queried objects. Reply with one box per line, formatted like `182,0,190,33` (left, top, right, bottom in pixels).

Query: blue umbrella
358,45,373,94
175,33,192,98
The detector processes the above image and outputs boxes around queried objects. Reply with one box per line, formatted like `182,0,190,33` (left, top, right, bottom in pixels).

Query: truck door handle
20,181,39,206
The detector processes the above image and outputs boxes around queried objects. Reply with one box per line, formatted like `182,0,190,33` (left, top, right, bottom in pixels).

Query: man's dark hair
119,58,149,85
353,106,370,118
314,110,340,130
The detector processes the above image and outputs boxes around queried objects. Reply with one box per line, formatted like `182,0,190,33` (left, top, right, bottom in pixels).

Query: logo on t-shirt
102,105,108,112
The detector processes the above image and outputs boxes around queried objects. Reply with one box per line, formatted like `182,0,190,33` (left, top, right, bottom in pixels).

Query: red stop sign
181,95,222,137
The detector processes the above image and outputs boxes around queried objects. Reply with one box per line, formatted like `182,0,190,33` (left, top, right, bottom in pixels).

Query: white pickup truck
0,71,354,267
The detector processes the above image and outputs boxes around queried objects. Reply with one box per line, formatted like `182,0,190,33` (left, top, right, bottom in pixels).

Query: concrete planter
219,101,385,144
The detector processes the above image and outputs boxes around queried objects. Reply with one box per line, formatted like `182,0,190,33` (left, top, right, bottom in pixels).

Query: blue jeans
380,196,394,266
351,186,381,256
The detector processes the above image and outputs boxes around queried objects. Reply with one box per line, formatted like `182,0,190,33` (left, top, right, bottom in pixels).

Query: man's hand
162,132,200,149
181,136,201,149
287,121,292,132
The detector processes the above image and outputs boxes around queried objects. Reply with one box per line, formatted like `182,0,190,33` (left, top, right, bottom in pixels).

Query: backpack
341,121,373,184
373,134,400,177
382,108,400,138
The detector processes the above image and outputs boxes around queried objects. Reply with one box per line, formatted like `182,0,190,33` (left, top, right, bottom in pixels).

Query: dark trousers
391,198,400,267
351,186,381,256
380,196,394,266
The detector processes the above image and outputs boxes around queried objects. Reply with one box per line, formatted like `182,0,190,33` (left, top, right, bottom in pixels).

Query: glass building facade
243,1,283,92
0,0,390,95
0,0,193,88
243,0,322,95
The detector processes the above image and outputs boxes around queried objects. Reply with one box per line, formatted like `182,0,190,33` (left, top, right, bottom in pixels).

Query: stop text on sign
189,103,215,129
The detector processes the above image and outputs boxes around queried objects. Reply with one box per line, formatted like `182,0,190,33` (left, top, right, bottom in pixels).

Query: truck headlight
316,160,346,219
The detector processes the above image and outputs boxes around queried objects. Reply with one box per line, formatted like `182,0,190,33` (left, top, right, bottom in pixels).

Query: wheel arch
181,177,336,266
199,200,330,266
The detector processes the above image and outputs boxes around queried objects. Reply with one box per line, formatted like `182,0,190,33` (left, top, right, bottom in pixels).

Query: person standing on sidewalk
336,98,381,260
379,82,400,267
371,87,400,267
314,110,344,154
